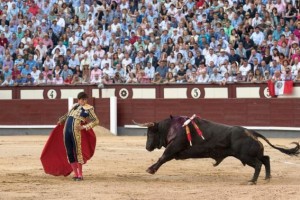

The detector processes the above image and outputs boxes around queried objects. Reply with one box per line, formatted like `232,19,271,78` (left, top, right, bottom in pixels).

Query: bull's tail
251,131,300,156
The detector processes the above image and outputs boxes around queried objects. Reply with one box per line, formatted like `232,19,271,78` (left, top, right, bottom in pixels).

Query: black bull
134,116,300,184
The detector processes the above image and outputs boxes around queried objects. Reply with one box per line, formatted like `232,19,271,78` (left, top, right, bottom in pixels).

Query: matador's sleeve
58,112,68,124
58,103,78,124
83,105,99,130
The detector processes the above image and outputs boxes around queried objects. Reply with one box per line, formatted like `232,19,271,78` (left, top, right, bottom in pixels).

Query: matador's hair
77,92,88,100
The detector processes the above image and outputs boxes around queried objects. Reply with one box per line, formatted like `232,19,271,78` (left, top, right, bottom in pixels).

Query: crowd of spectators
0,0,300,87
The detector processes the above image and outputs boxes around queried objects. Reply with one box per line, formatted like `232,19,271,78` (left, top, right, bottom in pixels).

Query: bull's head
133,120,159,151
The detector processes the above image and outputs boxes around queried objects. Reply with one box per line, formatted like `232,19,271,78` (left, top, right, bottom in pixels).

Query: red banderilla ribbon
191,120,205,140
185,126,192,146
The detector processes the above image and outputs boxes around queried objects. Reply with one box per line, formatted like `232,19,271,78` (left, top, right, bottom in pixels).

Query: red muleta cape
40,124,96,176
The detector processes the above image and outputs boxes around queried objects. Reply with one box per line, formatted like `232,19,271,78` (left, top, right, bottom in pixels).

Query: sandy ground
0,126,299,200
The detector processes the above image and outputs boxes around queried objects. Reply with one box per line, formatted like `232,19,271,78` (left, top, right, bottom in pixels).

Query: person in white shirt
239,60,252,76
144,62,155,79
251,13,262,27
43,56,55,70
291,57,300,78
102,63,114,78
51,41,67,56
90,54,101,69
20,34,32,49
1,75,14,86
205,48,218,66
250,27,265,46
68,54,80,72
111,19,121,33
100,54,112,69
144,23,153,36
197,71,210,83
35,41,48,58
167,52,177,66
30,66,41,81
34,73,46,85
121,52,132,69
69,32,79,46
80,53,92,71
216,49,229,67
90,74,102,84
57,13,66,29
119,0,129,10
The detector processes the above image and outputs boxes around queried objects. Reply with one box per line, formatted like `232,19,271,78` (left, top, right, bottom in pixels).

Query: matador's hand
76,125,85,131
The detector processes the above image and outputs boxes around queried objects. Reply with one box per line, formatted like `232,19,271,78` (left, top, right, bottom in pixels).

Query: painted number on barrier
264,87,271,98
47,89,57,99
191,88,201,99
119,88,129,99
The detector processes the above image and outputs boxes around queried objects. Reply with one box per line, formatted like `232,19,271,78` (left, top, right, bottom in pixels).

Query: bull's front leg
147,141,180,174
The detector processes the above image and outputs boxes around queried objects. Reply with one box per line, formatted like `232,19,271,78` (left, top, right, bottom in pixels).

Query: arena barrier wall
0,83,300,136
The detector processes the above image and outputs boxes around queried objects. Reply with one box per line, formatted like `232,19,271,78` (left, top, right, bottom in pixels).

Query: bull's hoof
264,177,271,182
146,168,156,174
247,181,257,185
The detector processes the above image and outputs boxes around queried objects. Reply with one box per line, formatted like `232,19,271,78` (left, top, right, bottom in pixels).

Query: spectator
294,70,300,82
1,75,14,86
90,74,102,85
102,73,113,84
209,68,223,84
71,74,83,85
11,65,21,80
0,0,297,87
197,70,209,83
113,72,125,83
176,63,187,83
114,64,126,79
34,73,46,85
220,72,233,85
163,72,176,84
14,74,24,86
239,60,252,77
156,60,168,79
187,71,198,83
124,71,136,84
30,66,41,81
90,65,102,80
152,72,163,84
0,33,9,48
53,74,63,85
272,70,284,81
64,74,73,85
23,73,35,85
61,65,73,80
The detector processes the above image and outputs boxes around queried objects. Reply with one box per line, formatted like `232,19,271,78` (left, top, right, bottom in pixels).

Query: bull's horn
132,120,155,127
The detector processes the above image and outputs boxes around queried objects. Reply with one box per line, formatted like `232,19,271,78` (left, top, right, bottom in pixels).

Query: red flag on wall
268,80,294,97
267,80,275,97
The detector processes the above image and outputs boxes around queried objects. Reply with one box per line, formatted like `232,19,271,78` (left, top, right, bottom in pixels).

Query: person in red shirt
64,74,73,84
0,33,8,47
28,2,40,16
196,0,205,8
11,65,21,80
129,31,139,45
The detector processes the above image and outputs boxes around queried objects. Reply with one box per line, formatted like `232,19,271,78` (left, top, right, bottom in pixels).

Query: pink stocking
77,163,83,178
70,162,79,177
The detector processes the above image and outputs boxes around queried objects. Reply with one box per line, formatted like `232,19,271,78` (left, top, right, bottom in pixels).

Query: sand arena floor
0,126,299,200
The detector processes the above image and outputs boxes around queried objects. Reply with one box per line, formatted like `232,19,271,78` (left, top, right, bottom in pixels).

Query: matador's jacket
58,103,99,164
